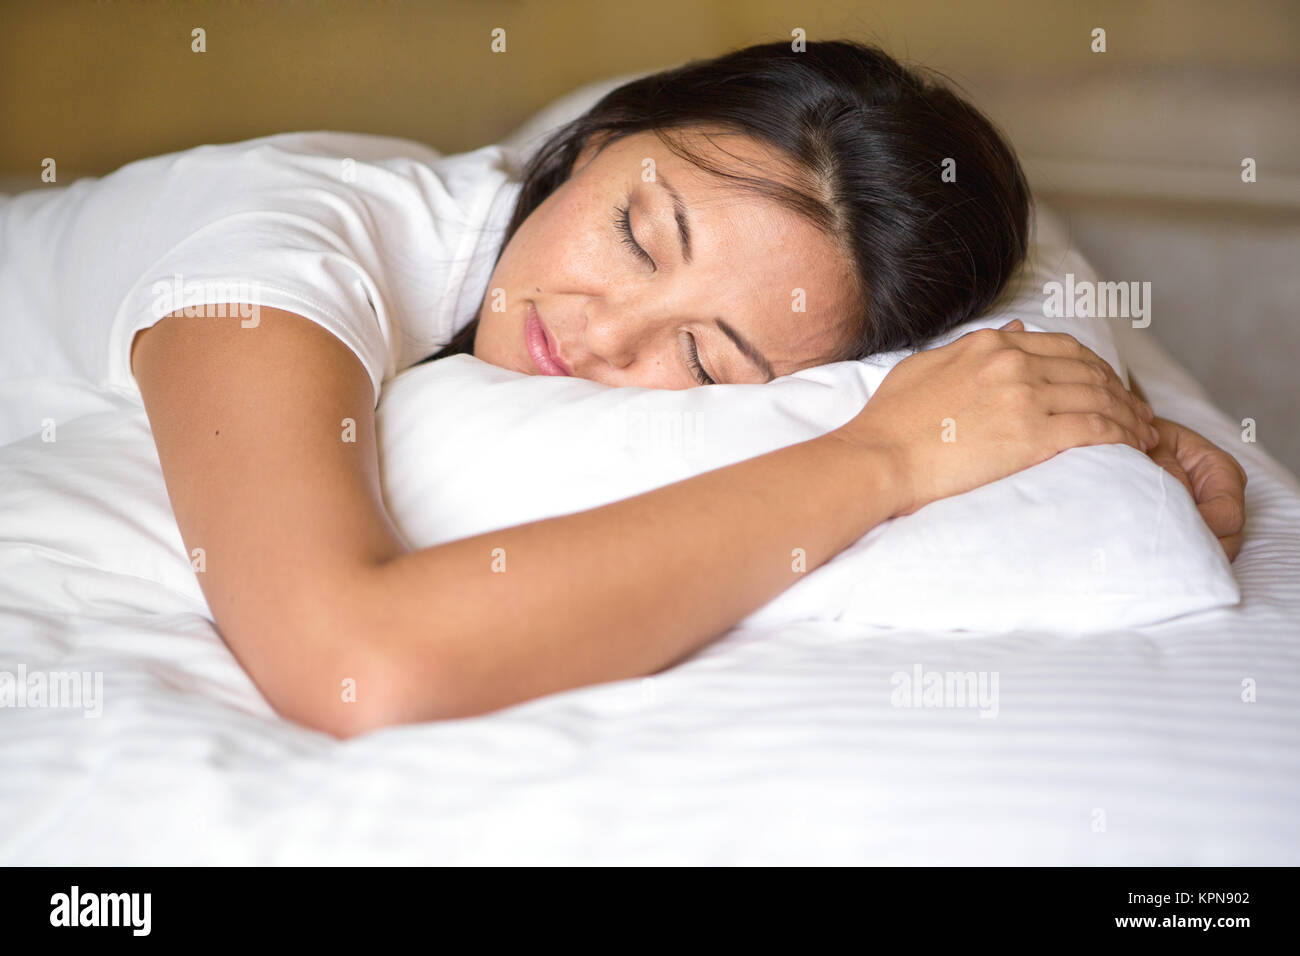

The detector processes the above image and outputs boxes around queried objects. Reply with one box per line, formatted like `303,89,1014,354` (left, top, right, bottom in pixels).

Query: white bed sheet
1,325,1297,865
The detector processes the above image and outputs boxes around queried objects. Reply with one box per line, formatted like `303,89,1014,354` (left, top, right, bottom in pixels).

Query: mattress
0,322,1297,865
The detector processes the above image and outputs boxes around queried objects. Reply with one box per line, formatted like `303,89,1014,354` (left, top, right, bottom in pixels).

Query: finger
997,332,1149,419
999,318,1024,331
997,329,1103,362
1182,457,1247,539
1048,411,1146,454
1196,492,1246,542
1041,383,1159,450
1030,354,1155,420
1157,418,1249,551
1028,353,1156,435
1184,427,1251,488
1147,444,1197,500
1187,443,1250,495
1218,530,1244,563
1027,354,1117,386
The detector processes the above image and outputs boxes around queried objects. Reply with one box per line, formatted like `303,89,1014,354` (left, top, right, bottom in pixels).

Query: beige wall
2,0,1297,177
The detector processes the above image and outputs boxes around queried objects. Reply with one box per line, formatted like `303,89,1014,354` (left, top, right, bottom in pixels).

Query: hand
1143,416,1248,561
838,319,1160,516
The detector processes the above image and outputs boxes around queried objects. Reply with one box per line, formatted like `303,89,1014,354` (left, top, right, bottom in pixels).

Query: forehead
602,130,859,373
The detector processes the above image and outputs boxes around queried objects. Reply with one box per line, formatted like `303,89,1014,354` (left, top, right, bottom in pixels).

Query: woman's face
472,129,858,387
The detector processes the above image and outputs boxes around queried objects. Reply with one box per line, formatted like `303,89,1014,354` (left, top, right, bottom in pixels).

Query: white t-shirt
0,131,523,417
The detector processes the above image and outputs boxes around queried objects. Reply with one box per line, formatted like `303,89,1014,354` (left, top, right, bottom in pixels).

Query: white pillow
374,206,1239,632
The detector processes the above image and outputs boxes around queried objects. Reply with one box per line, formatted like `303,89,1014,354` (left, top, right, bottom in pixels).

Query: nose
581,296,660,373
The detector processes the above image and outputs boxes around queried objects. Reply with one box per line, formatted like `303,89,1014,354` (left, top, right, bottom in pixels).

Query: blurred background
2,0,1297,472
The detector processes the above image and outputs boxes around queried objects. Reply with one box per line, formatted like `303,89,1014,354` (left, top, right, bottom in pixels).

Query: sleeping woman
1,40,1246,736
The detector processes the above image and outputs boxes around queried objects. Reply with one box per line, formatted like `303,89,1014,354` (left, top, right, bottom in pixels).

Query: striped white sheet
0,328,1297,865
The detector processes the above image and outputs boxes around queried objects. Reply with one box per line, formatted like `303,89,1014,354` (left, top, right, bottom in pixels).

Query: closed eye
613,203,656,271
615,197,715,385
682,332,716,386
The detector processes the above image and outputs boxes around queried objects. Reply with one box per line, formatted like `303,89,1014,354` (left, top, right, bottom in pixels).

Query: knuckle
1224,498,1247,531
1228,512,1246,535
1010,380,1036,402
992,347,1027,374
1000,380,1035,410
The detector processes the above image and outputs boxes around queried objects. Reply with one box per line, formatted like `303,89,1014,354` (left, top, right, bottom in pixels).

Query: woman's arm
131,308,408,735
368,321,1155,728
1128,371,1248,561
133,310,1151,738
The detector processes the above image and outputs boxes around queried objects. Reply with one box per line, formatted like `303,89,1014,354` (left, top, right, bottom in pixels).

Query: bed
1,305,1297,865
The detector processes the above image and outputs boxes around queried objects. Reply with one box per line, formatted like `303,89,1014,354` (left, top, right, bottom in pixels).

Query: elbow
265,663,398,742
273,632,477,741
216,565,481,739
301,688,406,742
241,574,491,739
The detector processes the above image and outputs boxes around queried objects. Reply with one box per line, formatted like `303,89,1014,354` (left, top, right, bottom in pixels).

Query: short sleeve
109,214,395,408
89,132,518,409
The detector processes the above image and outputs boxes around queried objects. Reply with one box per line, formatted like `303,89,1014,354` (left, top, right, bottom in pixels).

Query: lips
524,302,571,376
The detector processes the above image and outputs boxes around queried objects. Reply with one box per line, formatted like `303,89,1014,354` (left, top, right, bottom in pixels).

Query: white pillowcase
375,206,1239,632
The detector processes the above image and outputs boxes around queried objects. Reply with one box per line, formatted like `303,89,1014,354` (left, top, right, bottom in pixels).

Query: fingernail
1147,424,1160,446
1141,401,1155,421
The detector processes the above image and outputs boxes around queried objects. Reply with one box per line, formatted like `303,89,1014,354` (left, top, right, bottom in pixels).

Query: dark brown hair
418,38,1031,368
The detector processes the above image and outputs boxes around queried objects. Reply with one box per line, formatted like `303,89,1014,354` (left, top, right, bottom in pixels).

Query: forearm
361,428,899,723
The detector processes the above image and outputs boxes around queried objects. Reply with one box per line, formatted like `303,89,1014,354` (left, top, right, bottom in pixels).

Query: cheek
531,186,611,269
484,182,613,317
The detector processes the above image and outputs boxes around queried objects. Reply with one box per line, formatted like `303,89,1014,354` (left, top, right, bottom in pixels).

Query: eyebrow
654,175,775,383
715,317,775,383
654,174,693,264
